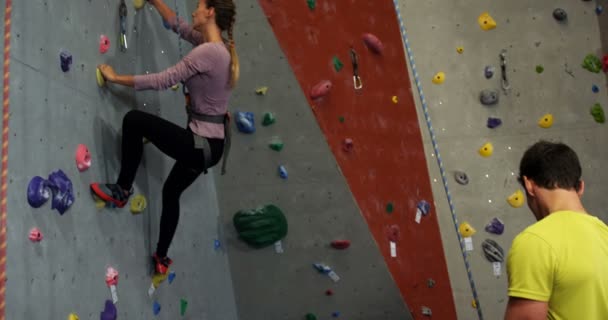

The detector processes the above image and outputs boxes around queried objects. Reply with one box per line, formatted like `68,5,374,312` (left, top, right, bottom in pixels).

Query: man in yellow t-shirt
505,141,608,320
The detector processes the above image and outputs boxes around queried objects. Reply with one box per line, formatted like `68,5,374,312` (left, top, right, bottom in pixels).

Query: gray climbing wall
6,0,238,319
397,0,608,319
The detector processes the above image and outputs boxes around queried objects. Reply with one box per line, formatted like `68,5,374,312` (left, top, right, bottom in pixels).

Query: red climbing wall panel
258,0,457,318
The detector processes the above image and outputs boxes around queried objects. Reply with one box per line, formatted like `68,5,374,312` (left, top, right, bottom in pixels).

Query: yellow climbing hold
471,299,477,309
130,194,147,214
459,222,476,237
507,189,525,208
68,313,79,320
478,142,493,157
478,12,497,30
456,46,464,54
152,270,170,288
392,95,398,104
171,84,180,91
255,86,269,95
432,72,445,84
538,113,553,128
133,0,145,9
96,68,105,87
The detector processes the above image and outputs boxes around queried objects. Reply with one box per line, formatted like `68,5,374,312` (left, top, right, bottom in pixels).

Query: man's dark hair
518,140,582,191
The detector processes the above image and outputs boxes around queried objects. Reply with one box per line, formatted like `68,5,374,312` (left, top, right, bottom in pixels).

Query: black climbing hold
484,66,494,79
480,89,499,105
553,8,567,22
454,171,469,185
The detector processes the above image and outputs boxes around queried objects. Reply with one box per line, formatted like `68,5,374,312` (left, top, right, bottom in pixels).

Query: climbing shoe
152,253,173,275
90,183,133,208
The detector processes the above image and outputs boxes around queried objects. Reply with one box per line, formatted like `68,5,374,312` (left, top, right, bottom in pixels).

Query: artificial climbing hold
603,55,608,72
68,313,79,320
392,96,398,104
133,0,145,9
75,144,91,172
596,5,603,15
27,176,51,208
592,84,599,93
484,66,494,79
454,171,469,185
99,35,110,54
333,56,344,72
168,272,176,284
325,289,334,296
48,169,75,215
459,222,476,237
170,84,179,91
478,12,497,30
96,68,106,87
262,112,276,126
487,117,502,129
269,137,284,151
60,50,72,72
339,116,345,123
553,8,567,22
478,142,494,157
507,189,525,208
130,194,147,214
233,204,288,248
427,278,436,288
331,240,351,249
417,200,431,216
180,298,188,316
386,202,394,213
480,89,499,105
305,313,317,320
535,65,544,73
386,225,400,242
591,103,605,123
362,33,384,54
255,86,268,95
278,165,288,179
421,306,432,316
29,227,43,242
538,113,553,128
153,301,161,316
485,217,505,235
432,72,445,84
456,46,464,54
310,80,332,99
582,54,602,73
235,111,255,133
481,239,504,263
306,0,315,10
343,138,354,152
332,311,341,318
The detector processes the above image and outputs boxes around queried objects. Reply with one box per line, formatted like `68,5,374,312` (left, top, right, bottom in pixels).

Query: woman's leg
91,110,206,207
153,160,203,274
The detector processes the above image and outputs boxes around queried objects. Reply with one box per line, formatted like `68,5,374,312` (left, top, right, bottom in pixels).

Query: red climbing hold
386,225,400,242
362,33,384,54
342,138,354,152
331,240,351,249
310,80,332,99
325,289,334,296
602,54,608,72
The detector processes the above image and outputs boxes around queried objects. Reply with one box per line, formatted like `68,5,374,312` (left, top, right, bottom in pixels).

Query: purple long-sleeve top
134,17,231,139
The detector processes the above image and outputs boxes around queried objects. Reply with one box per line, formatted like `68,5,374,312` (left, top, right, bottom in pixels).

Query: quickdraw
119,0,128,51
499,49,510,93
350,48,362,90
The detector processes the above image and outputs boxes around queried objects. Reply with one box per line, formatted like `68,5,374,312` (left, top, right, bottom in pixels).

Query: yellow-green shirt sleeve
506,231,556,301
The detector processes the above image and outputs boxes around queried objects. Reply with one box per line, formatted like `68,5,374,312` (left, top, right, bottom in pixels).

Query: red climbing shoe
90,183,132,208
153,253,173,275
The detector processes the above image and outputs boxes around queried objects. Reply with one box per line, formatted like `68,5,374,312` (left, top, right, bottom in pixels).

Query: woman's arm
98,65,134,87
149,0,176,25
150,0,204,45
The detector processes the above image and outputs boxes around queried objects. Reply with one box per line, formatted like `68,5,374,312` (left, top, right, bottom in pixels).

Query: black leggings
116,110,224,258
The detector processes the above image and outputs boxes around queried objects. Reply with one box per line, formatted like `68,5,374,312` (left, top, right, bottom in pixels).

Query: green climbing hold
306,0,315,10
233,204,288,248
582,54,602,73
333,56,344,72
339,116,345,123
386,202,394,214
262,112,276,126
305,313,317,320
535,65,544,73
591,103,605,123
269,137,284,151
180,298,188,316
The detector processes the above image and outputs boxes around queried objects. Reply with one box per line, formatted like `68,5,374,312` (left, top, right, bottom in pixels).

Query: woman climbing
90,0,239,275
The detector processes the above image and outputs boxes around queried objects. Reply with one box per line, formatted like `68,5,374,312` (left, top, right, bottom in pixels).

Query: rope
391,1,483,319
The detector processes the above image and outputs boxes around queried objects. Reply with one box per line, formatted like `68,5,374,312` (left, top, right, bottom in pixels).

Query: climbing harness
119,0,128,51
499,49,510,94
350,48,362,90
173,0,231,175
392,1,484,319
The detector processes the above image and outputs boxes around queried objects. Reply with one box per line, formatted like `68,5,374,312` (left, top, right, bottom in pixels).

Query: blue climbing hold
332,311,341,318
47,169,74,215
153,301,161,315
278,165,288,179
27,176,51,208
596,5,603,15
417,200,431,216
487,117,502,129
168,272,176,284
214,239,221,250
235,111,255,134
162,19,171,30
593,84,599,93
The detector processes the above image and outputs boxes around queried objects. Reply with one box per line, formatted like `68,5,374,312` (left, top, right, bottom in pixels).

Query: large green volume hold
233,204,288,248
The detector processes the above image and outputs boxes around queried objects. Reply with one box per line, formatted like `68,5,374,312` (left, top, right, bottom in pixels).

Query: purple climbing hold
485,217,505,235
27,176,51,208
47,169,74,215
417,200,431,216
60,50,72,72
100,300,117,320
487,117,502,129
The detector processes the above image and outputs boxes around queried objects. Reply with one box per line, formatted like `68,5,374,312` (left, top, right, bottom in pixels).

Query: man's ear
577,180,585,197
523,176,535,197
208,7,215,17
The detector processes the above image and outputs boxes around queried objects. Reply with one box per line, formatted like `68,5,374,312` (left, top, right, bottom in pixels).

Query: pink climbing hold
310,80,332,99
99,35,110,54
28,227,43,242
105,267,119,287
75,144,91,172
362,33,384,54
342,138,354,152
